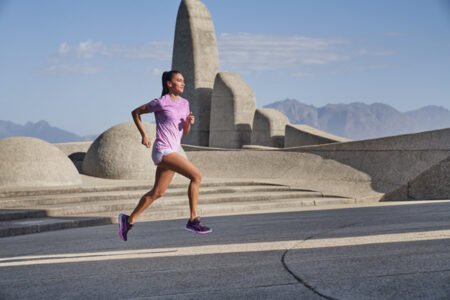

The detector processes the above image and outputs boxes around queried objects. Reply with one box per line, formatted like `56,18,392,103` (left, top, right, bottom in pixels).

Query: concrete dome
0,137,82,187
82,122,187,179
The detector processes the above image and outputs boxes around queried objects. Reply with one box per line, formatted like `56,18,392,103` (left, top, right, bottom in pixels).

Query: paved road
1,200,449,299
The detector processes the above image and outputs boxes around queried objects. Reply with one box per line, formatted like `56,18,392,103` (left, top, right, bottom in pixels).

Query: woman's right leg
128,166,175,224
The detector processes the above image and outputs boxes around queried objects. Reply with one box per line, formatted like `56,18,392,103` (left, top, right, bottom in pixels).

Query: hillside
0,120,95,143
264,99,450,140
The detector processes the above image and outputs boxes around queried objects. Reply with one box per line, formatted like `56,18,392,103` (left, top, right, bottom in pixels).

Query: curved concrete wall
250,108,290,148
209,72,256,148
172,0,220,146
285,124,351,147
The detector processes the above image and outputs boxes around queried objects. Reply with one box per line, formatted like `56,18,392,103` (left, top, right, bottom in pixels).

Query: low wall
53,129,449,201
55,142,92,173
382,156,450,201
285,124,350,147
185,128,450,201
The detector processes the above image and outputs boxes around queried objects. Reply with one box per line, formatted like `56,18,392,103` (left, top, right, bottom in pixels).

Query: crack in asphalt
281,222,361,300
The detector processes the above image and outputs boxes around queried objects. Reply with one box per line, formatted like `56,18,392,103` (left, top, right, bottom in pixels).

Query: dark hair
161,70,181,96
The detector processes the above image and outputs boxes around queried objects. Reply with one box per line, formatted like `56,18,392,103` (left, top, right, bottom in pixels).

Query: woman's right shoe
118,214,133,241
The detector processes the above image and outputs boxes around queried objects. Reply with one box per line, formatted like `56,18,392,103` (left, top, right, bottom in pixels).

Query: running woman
118,70,211,241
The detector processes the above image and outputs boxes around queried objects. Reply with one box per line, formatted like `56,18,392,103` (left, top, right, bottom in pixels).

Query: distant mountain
264,99,450,140
0,120,96,143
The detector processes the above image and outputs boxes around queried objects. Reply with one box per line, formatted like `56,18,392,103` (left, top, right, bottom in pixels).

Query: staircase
0,180,356,237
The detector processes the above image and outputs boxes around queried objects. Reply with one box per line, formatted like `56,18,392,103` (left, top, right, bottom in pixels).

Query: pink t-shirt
146,94,190,152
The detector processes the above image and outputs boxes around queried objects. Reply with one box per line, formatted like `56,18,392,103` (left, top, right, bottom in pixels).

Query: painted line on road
1,229,449,268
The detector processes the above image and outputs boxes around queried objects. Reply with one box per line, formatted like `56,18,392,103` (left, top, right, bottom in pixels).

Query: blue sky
1,0,449,136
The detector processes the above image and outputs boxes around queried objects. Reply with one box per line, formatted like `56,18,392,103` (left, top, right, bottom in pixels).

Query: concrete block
251,108,290,148
285,127,450,151
172,0,220,146
285,124,351,147
54,142,93,173
384,156,450,201
210,72,256,148
408,156,450,200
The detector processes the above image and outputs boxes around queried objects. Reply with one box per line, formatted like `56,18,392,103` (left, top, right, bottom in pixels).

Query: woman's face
168,73,185,94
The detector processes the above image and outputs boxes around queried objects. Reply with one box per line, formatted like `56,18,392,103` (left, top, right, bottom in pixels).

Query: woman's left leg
128,166,175,225
158,152,202,221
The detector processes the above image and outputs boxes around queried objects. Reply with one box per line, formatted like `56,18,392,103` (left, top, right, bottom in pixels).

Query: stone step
21,190,328,217
0,209,48,222
0,193,355,238
82,196,357,224
0,180,354,238
0,216,111,238
0,180,283,198
0,185,303,208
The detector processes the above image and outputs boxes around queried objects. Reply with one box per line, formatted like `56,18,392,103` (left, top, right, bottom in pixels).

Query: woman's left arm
183,112,194,135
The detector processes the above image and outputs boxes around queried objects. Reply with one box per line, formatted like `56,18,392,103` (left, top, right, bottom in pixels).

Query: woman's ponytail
161,70,181,97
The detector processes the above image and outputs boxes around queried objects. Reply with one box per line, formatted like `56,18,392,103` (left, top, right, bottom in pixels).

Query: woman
118,70,211,241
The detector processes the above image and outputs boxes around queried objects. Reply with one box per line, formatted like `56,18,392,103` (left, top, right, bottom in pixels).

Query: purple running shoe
118,214,133,241
185,217,212,234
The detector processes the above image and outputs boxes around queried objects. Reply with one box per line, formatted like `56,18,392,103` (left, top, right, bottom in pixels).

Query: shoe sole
184,226,212,234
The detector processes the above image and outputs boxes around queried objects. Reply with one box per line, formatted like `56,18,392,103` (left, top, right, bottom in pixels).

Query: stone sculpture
172,0,220,147
251,108,290,148
209,72,256,148
0,137,81,187
82,122,187,180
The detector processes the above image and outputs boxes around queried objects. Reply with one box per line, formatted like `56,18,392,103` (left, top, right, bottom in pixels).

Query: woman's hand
142,135,151,148
187,112,195,125
132,104,151,147
183,112,195,135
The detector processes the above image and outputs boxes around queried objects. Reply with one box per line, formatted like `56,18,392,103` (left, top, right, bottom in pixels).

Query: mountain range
264,99,450,140
1,100,449,142
0,120,95,143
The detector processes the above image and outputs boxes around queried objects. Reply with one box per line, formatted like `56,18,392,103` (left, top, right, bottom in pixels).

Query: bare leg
158,152,202,221
128,166,175,224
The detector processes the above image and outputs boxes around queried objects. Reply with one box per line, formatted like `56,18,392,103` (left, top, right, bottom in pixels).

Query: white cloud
217,33,350,71
76,40,103,59
58,42,70,55
49,34,395,76
292,71,315,78
48,40,172,75
55,40,172,61
44,64,102,75
355,48,396,56
351,63,400,72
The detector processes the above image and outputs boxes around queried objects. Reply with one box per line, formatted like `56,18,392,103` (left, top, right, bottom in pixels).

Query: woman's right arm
131,104,151,148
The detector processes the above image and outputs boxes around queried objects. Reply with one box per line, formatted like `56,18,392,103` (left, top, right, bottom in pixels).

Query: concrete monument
172,0,220,146
209,72,256,148
251,108,290,148
0,137,81,187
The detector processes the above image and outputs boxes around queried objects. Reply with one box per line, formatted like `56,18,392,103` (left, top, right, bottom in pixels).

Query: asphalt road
1,200,449,299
